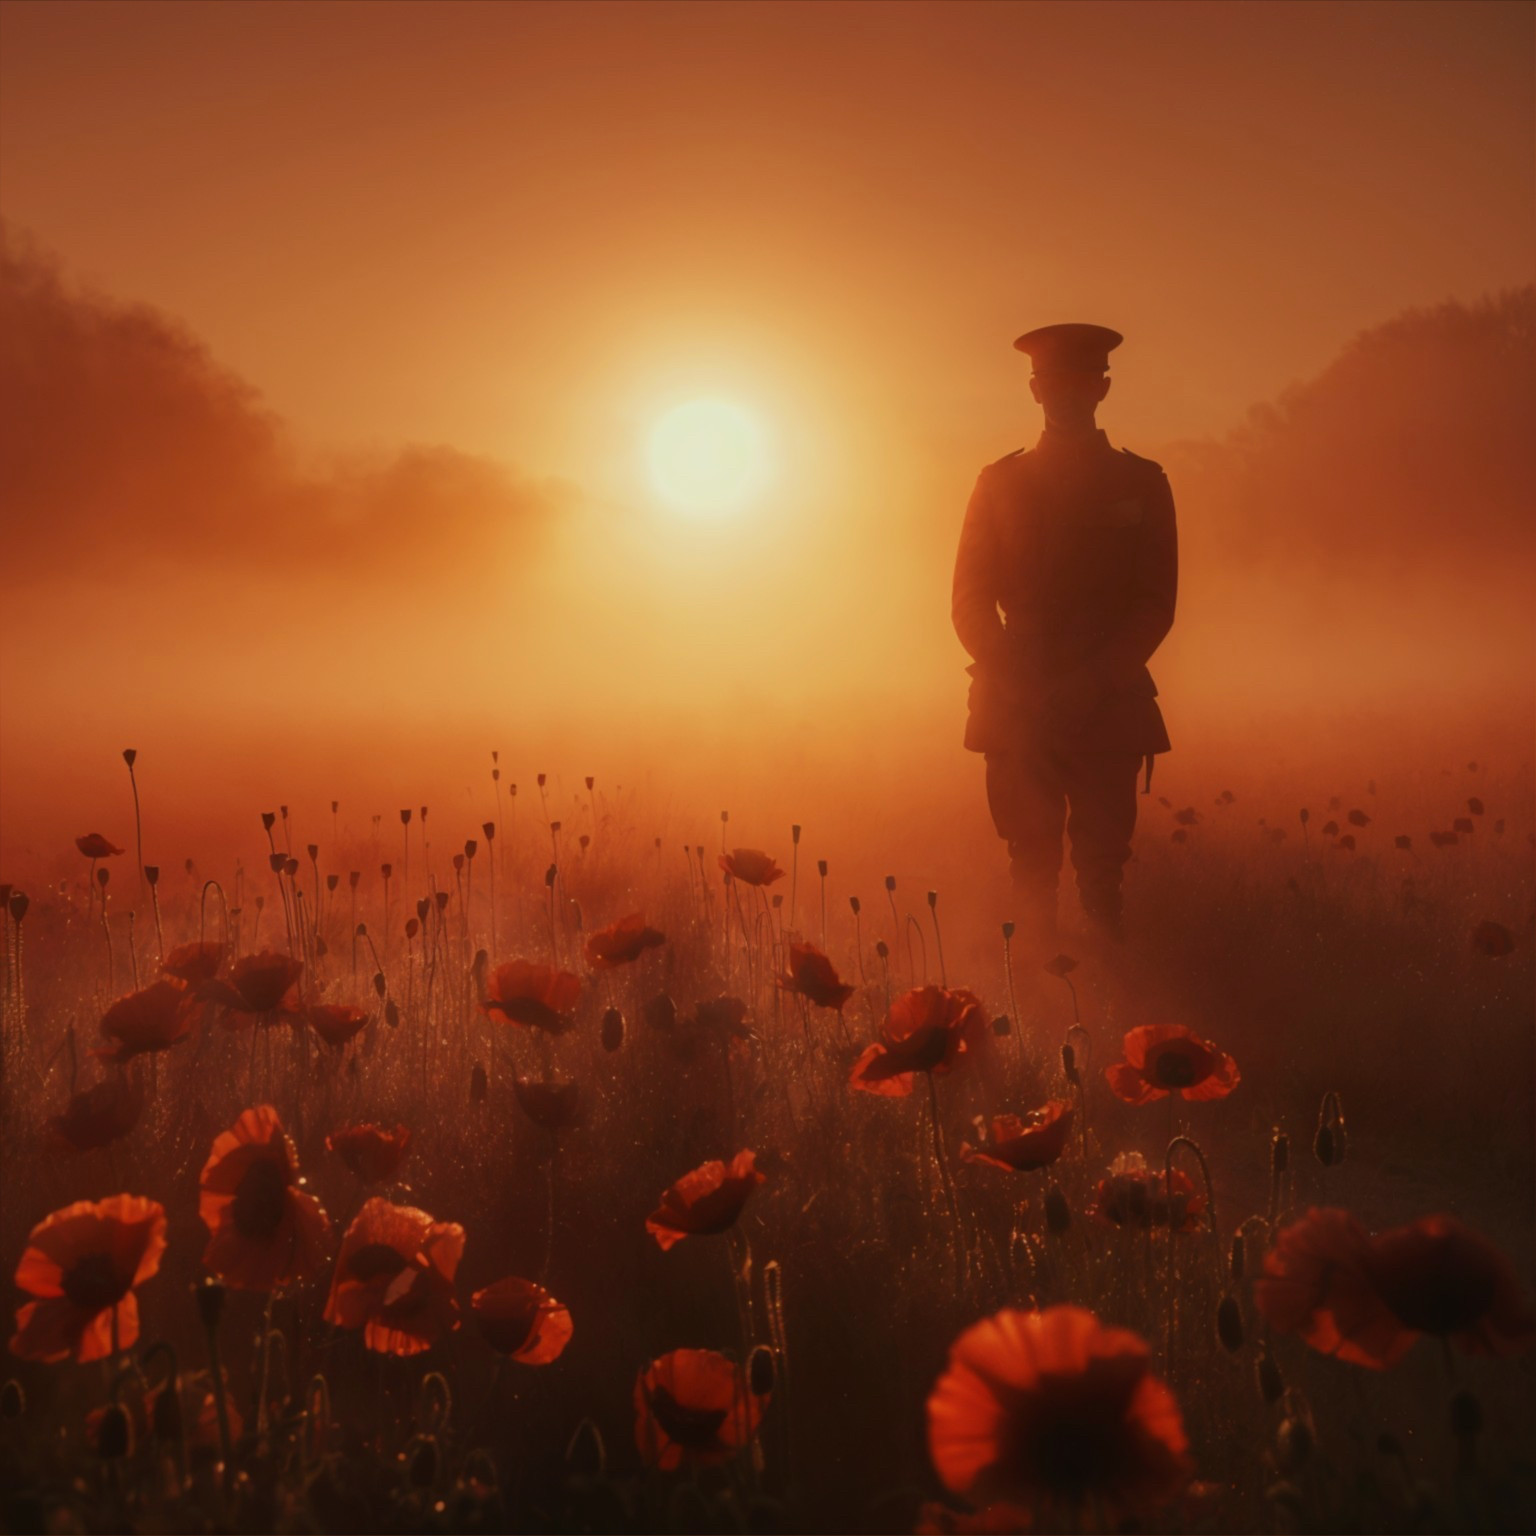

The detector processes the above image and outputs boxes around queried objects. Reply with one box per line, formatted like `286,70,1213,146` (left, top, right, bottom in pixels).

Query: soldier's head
1014,323,1122,432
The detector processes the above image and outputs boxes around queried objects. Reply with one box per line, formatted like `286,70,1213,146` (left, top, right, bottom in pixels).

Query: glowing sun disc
647,399,768,515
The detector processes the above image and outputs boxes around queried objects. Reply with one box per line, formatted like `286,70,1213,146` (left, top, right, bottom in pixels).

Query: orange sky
1,0,1532,883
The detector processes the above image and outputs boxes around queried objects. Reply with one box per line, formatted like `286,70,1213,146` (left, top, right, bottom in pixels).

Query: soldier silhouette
953,323,1176,950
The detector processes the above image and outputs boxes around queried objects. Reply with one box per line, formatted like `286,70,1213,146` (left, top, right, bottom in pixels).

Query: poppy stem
925,1072,968,1297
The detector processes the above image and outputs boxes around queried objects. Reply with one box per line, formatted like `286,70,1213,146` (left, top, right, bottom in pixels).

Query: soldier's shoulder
1118,446,1168,478
977,446,1031,482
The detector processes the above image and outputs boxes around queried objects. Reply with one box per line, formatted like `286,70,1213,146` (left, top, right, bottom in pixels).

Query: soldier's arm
952,469,1008,664
1099,467,1178,681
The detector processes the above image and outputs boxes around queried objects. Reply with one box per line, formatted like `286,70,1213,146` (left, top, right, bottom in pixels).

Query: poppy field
0,749,1532,1534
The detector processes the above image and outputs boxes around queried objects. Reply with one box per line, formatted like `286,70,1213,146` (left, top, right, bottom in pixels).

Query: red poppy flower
306,1003,370,1049
777,943,856,1012
76,833,124,859
323,1197,464,1356
927,1305,1191,1516
96,979,198,1063
513,1076,582,1131
962,1103,1075,1173
203,951,304,1016
471,1277,573,1364
718,849,785,887
199,1106,332,1291
1087,1154,1206,1233
49,1074,144,1152
481,960,582,1034
849,986,985,1097
646,1150,764,1251
1363,1214,1536,1358
634,1348,766,1469
1254,1208,1417,1369
327,1123,412,1184
161,941,226,984
1104,1025,1239,1105
584,913,666,969
9,1194,167,1363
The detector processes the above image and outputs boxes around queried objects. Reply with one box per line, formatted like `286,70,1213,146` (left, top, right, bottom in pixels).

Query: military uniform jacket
952,428,1177,756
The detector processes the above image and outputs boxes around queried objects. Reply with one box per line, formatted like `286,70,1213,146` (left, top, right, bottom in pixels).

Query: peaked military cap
1013,322,1123,373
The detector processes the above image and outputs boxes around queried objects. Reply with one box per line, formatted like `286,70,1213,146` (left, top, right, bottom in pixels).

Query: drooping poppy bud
748,1345,775,1397
601,1008,625,1052
1217,1294,1244,1353
1044,1184,1071,1235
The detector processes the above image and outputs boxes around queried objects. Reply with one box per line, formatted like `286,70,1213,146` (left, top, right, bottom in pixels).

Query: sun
646,399,770,516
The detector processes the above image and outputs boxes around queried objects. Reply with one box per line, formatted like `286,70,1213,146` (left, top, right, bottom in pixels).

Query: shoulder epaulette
1119,447,1166,474
985,446,1029,470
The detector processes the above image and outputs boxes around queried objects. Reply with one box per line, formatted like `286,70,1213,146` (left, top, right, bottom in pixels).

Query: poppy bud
409,1437,438,1487
417,898,430,921
284,857,299,877
992,1014,1011,1037
791,824,801,843
884,875,896,891
401,809,412,825
184,858,195,875
382,863,393,879
1271,1130,1289,1176
482,822,495,841
349,871,361,889
465,840,477,859
356,922,367,937
453,854,464,873
1314,1122,1335,1166
94,1402,133,1459
1217,1294,1245,1353
421,806,429,822
307,843,319,861
818,859,828,877
144,865,159,886
195,1278,226,1331
566,1418,605,1479
927,889,938,909
435,891,449,912
642,993,677,1032
470,1062,489,1103
551,820,562,833
0,1380,23,1420
771,893,782,909
262,812,276,831
601,1007,624,1052
545,864,557,888
1256,1347,1284,1404
748,1345,775,1397
875,940,889,960
1275,1416,1313,1475
332,799,340,812
373,971,387,998
385,999,400,1028
281,806,289,820
1002,921,1015,940
406,918,420,939
1450,1390,1483,1440
326,874,339,891
1061,1043,1078,1084
1230,1231,1245,1281
849,896,860,914
123,748,137,767
97,866,110,887
1044,1184,1071,1235
152,1381,183,1442
718,807,725,821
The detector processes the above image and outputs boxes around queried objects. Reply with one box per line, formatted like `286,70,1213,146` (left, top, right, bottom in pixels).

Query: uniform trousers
984,745,1144,931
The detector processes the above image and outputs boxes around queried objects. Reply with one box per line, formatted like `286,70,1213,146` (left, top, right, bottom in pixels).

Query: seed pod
326,873,339,892
817,859,828,877
1217,1294,1245,1353
1002,920,1015,940
0,1380,24,1419
269,852,286,873
1256,1347,1284,1404
145,866,160,887
1230,1230,1245,1280
849,896,860,915
464,840,477,859
307,843,319,862
545,864,557,888
991,1014,1011,1037
1044,1184,1071,1235
8,891,27,922
884,875,896,892
1313,1121,1336,1167
385,999,400,1029
601,1008,624,1052
875,940,889,960
262,812,276,831
94,1402,133,1459
483,822,495,841
349,871,361,889
373,971,387,998
470,1062,489,1104
123,748,137,768
566,1417,606,1479
792,824,801,843
1060,1043,1079,1084
1275,1415,1313,1475
748,1345,775,1397
195,1278,227,1331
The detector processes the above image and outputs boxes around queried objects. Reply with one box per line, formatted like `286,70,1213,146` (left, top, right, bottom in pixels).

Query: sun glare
647,399,769,516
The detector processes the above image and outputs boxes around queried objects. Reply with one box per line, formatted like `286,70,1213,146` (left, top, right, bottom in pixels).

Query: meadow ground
0,745,1531,1534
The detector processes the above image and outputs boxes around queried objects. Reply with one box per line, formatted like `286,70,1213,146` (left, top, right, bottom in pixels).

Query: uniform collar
1035,425,1113,458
